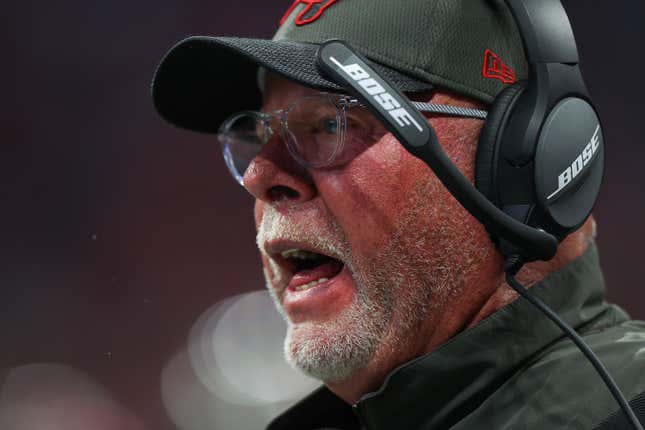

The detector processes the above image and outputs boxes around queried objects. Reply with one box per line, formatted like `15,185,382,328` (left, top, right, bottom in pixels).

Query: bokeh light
161,290,320,429
0,363,146,430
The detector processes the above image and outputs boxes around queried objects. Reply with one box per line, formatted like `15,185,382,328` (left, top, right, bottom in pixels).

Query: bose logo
328,56,423,132
547,125,601,200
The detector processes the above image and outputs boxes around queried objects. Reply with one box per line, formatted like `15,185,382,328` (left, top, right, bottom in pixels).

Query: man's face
244,74,497,383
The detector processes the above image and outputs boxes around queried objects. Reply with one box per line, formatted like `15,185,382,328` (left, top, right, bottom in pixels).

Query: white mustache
256,205,349,263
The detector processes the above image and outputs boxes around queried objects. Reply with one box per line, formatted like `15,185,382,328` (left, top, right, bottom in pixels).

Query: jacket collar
268,243,612,430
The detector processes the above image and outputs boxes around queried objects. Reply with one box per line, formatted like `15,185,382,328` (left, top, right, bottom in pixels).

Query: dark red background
2,1,644,428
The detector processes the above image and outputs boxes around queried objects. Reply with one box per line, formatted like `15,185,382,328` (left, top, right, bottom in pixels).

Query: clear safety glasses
217,93,488,185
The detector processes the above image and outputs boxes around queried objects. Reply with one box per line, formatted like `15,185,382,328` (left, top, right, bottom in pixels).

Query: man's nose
242,136,317,205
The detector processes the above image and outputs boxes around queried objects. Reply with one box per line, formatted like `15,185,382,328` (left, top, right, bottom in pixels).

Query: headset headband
505,0,579,64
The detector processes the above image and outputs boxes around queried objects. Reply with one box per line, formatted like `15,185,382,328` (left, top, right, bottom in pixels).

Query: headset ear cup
475,82,526,205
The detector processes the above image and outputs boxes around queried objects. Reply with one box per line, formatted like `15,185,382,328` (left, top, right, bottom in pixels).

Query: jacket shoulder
454,316,645,429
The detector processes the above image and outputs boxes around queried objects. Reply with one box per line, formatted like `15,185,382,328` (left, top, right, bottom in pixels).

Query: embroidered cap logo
482,49,516,84
280,0,338,26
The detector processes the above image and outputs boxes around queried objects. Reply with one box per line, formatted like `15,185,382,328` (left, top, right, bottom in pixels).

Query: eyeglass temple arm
351,100,488,120
411,102,488,120
316,39,558,262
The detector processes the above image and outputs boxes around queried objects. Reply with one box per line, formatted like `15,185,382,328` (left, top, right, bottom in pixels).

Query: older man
153,0,645,428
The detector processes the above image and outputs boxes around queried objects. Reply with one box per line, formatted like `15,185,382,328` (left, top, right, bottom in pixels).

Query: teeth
280,249,324,260
294,277,329,292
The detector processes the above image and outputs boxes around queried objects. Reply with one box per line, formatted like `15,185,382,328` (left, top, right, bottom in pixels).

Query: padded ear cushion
475,82,526,205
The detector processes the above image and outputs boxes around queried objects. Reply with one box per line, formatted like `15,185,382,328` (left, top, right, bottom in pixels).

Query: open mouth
279,249,345,292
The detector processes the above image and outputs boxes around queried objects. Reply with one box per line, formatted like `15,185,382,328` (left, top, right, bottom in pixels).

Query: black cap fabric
152,36,433,134
152,0,527,134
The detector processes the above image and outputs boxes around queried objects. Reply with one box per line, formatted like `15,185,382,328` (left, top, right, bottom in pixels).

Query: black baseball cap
152,0,527,134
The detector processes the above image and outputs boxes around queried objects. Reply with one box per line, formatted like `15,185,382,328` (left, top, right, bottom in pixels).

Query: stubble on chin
256,179,477,384
273,235,447,384
257,203,389,382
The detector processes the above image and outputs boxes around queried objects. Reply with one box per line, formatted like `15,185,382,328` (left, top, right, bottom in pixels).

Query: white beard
257,180,471,383
279,262,392,382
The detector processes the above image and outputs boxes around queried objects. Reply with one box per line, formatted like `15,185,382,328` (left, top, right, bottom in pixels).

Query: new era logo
482,49,516,84
280,0,338,26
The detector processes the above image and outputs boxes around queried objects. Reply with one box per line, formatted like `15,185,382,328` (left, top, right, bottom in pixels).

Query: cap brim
152,36,434,134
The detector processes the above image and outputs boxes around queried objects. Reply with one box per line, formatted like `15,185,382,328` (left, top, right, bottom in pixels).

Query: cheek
430,117,482,181
313,134,439,256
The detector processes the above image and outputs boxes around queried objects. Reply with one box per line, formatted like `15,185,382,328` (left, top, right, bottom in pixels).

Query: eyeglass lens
218,95,347,183
284,96,343,168
220,113,269,184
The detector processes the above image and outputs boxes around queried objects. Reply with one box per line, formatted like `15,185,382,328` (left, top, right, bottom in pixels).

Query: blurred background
2,1,644,429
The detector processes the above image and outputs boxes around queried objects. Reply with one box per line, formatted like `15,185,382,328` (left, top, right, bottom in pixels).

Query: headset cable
505,256,644,430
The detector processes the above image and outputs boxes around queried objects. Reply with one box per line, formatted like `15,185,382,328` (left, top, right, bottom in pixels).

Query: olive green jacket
267,243,645,429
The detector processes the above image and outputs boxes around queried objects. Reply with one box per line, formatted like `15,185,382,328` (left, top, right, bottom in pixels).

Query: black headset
317,1,644,428
474,0,604,262
319,0,604,264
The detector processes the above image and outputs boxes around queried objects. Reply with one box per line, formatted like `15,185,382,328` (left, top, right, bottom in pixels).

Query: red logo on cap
280,0,338,26
482,49,516,84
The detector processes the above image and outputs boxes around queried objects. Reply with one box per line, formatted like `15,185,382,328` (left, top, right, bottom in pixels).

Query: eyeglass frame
218,92,488,185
